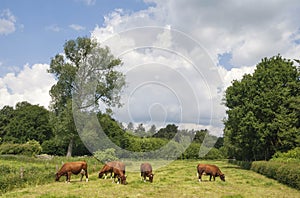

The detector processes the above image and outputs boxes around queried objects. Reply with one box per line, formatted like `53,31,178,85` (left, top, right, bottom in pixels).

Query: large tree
48,37,125,157
0,102,52,144
224,55,300,161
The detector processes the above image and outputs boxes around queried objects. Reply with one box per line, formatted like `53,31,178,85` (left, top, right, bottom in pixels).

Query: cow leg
85,169,88,182
213,175,215,181
80,169,84,181
209,175,212,181
198,171,203,182
67,172,72,183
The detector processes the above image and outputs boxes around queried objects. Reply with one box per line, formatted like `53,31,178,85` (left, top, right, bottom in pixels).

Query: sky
1,0,300,135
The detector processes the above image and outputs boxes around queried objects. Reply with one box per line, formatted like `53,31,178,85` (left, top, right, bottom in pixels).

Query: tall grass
0,155,100,195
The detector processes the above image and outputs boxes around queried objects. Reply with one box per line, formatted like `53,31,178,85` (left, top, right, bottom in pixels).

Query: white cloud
90,1,300,132
0,9,16,35
69,24,86,31
0,64,56,109
78,0,96,6
45,24,61,32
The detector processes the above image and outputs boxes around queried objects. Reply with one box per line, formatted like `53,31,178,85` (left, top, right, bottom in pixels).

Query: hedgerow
251,161,300,190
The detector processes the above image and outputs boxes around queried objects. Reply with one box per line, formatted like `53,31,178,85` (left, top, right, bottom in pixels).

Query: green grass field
1,158,300,198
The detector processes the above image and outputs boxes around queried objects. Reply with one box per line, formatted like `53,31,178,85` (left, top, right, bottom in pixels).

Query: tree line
1,36,298,161
0,102,224,159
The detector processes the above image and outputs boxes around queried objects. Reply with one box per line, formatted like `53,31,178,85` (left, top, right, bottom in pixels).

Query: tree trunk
66,138,73,157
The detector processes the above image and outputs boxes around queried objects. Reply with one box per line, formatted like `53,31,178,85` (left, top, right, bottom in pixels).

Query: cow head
149,173,154,183
120,175,127,185
55,173,60,181
220,174,225,182
98,172,104,178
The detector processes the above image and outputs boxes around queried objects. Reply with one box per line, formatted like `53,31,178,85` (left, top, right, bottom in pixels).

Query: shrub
41,139,66,156
251,161,300,190
271,147,300,162
93,148,118,163
0,140,42,156
228,159,252,170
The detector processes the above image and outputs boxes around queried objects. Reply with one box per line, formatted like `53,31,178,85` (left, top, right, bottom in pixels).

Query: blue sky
0,0,151,76
1,0,300,132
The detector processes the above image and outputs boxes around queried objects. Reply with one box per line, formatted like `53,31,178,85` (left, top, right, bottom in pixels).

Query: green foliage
93,148,118,163
41,139,66,156
228,159,252,170
224,55,300,161
251,161,300,190
0,140,42,156
271,147,300,162
153,124,178,140
48,37,125,156
0,102,53,144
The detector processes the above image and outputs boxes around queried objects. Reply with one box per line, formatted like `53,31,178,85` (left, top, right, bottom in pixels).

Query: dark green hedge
251,161,300,190
228,159,252,170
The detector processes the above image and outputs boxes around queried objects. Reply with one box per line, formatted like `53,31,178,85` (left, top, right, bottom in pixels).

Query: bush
271,147,300,162
0,140,42,156
94,148,118,163
251,161,300,190
203,148,225,160
228,159,252,170
41,139,66,156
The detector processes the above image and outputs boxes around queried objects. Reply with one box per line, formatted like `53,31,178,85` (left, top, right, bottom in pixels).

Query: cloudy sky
1,0,300,135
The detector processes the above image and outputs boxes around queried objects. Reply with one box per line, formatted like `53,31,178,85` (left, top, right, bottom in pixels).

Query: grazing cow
98,161,117,179
112,161,127,185
197,164,225,182
140,163,154,183
55,161,88,183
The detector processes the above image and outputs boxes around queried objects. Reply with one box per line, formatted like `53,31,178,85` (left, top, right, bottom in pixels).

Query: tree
224,55,300,161
149,124,157,134
1,102,53,144
48,37,125,157
135,123,146,137
153,124,178,139
127,122,134,131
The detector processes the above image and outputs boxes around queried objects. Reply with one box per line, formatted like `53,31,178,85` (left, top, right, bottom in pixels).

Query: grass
1,158,300,198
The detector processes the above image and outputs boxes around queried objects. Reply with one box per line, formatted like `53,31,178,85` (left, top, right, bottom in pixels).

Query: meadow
1,156,300,198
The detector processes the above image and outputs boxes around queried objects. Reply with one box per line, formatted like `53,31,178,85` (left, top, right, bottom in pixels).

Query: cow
140,163,154,183
197,164,225,182
112,161,127,185
98,161,117,179
55,161,88,183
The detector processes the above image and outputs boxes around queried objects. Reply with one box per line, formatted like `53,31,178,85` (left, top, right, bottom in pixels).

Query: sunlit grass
1,159,300,198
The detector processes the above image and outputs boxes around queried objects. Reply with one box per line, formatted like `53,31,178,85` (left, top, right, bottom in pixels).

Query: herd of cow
55,161,225,185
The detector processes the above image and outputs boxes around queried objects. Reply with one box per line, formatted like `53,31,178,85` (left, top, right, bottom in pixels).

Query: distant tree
48,37,125,157
127,122,134,131
149,124,157,134
153,124,178,140
224,55,300,161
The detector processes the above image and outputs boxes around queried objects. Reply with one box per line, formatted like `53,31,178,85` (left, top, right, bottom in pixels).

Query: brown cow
197,164,225,182
112,161,127,185
140,163,154,183
98,161,117,179
55,161,88,183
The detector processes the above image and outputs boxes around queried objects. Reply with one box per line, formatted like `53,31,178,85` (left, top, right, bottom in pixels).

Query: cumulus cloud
90,0,300,133
0,9,16,35
0,64,56,109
